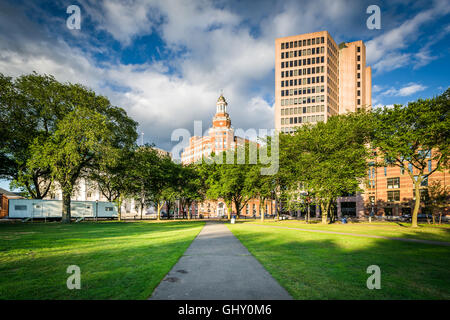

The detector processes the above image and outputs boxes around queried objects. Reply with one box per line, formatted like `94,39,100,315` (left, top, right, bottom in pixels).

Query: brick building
180,95,275,218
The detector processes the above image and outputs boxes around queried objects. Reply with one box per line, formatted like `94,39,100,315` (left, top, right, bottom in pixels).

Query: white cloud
382,83,427,97
366,0,450,72
0,0,277,154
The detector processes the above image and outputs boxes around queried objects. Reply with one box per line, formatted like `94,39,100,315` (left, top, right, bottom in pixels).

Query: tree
205,144,257,219
29,107,114,223
425,181,449,224
90,148,136,221
371,89,449,227
137,150,177,221
0,72,138,200
283,112,372,224
25,79,137,223
0,73,62,198
178,164,205,220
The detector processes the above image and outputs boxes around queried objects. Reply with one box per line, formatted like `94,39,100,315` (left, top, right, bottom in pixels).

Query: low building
0,187,24,218
363,154,449,218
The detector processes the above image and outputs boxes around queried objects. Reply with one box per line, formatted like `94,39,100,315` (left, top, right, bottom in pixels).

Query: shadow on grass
229,224,450,300
0,221,204,299
0,221,204,249
232,219,450,243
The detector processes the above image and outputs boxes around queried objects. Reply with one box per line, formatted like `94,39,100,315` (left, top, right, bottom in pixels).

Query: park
1,218,449,300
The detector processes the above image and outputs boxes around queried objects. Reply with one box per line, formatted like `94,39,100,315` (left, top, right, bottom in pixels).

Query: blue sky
0,0,449,191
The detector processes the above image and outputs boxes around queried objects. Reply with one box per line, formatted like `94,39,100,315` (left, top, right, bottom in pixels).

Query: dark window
15,205,27,211
387,177,400,189
387,191,400,202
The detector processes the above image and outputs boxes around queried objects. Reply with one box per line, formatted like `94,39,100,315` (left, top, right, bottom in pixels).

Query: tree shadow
229,224,450,300
0,222,204,299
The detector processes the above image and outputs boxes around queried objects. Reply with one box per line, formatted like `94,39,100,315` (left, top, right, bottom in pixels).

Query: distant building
338,40,372,114
45,146,173,218
181,95,253,164
180,95,275,218
274,31,449,219
364,153,449,218
0,187,24,218
274,31,372,133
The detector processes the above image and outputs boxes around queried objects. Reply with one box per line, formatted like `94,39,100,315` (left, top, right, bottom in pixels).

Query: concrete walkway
149,222,292,300
248,224,450,246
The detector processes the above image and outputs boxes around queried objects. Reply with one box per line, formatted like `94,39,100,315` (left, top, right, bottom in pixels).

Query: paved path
248,224,450,246
149,222,292,300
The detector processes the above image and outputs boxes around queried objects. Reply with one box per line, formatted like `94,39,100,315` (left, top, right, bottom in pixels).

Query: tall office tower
275,32,372,132
275,31,339,133
338,40,372,114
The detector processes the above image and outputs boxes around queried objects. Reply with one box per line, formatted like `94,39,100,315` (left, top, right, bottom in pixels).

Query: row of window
281,95,325,106
282,66,325,78
369,160,433,178
367,176,429,190
281,115,325,125
281,56,325,68
282,105,325,115
282,76,325,87
281,46,325,59
281,36,325,50
281,77,325,95
386,189,430,202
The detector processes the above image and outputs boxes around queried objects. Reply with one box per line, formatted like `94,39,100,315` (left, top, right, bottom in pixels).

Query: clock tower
212,94,231,129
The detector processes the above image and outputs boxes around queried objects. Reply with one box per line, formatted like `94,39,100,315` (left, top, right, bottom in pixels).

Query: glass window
387,191,400,202
387,177,400,189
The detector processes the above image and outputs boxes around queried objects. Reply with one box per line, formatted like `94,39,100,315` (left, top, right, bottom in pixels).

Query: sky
0,0,449,190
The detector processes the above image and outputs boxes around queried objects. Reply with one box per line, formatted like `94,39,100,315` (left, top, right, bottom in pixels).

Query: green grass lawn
0,220,204,299
228,222,450,299
240,219,450,242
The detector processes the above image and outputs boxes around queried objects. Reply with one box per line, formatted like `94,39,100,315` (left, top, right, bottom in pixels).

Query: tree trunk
188,203,191,220
62,191,71,223
321,202,328,224
306,203,310,224
116,194,122,221
412,180,421,228
260,198,265,223
157,202,162,221
275,198,279,221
